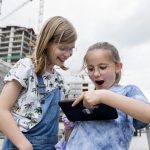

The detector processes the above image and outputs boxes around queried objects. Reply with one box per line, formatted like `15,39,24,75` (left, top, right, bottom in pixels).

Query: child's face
85,49,122,89
46,42,75,67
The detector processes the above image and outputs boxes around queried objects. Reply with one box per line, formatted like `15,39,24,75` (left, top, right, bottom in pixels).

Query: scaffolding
0,26,36,64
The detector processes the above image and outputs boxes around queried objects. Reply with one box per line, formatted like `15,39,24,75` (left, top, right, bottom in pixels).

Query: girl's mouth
58,57,65,63
95,80,104,85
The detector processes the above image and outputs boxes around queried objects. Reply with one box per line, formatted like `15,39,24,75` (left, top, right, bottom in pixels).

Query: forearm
101,90,150,123
65,129,72,141
0,110,31,149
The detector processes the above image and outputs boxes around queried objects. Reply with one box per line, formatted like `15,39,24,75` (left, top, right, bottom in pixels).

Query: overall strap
37,75,46,104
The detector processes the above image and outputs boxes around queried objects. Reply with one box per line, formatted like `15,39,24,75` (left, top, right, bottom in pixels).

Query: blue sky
1,0,150,99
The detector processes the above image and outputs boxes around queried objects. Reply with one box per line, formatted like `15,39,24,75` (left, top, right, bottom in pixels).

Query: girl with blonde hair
0,16,77,150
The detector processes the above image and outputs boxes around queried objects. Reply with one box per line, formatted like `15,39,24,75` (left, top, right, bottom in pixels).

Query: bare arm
61,114,75,141
72,90,150,123
0,81,33,150
65,129,73,141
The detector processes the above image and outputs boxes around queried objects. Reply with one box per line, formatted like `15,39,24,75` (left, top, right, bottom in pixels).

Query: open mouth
95,80,104,85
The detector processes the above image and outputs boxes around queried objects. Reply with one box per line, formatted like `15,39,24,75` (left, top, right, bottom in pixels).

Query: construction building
64,74,94,99
0,59,11,91
0,26,36,65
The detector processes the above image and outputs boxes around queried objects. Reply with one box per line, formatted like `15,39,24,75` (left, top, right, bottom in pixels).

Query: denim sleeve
126,85,149,129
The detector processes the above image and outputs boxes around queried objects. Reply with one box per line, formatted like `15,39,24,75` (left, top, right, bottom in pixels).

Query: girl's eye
59,47,66,51
99,65,108,70
59,47,74,53
87,68,94,72
69,48,73,52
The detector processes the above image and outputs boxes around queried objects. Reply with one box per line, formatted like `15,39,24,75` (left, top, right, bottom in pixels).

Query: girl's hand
72,90,106,109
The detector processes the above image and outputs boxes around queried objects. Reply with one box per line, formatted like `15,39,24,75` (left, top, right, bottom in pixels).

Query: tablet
59,99,118,121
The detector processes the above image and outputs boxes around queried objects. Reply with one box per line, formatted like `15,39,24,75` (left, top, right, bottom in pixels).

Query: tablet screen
59,99,118,121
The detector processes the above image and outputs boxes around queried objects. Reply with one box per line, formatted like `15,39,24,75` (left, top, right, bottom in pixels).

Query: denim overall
2,75,60,150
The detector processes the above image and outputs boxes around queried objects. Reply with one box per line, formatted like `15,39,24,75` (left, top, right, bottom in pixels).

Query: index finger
72,93,84,107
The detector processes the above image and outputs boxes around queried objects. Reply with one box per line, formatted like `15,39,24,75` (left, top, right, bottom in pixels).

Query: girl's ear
115,62,122,73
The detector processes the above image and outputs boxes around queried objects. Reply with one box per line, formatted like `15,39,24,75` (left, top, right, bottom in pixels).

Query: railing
146,124,150,149
0,131,4,139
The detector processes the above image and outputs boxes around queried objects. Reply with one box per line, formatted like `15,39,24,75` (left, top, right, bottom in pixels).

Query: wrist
101,89,115,105
98,89,109,104
17,140,32,150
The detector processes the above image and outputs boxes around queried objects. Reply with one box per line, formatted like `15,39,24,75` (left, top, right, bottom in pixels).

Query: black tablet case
59,100,118,121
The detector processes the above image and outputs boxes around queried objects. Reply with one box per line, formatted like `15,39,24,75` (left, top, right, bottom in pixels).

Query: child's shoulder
111,84,141,94
116,84,140,89
120,84,143,96
14,57,34,69
124,84,140,90
19,57,34,65
9,57,35,75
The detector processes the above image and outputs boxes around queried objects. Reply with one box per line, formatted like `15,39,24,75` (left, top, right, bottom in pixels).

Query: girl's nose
93,69,101,77
64,51,72,58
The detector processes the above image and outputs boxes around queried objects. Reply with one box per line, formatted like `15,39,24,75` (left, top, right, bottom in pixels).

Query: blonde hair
83,42,121,84
32,16,77,75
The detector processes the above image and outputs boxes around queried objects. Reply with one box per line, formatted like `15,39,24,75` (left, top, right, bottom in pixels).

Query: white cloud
1,0,150,94
120,40,150,91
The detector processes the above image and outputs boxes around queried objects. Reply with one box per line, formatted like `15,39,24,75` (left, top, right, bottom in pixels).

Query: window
82,83,88,87
82,89,88,92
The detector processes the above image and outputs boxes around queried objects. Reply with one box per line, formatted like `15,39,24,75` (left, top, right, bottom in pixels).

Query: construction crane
0,0,33,21
0,0,44,33
0,0,2,15
37,0,44,32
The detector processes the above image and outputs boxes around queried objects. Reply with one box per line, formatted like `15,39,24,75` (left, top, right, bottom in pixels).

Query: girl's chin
95,86,104,90
56,61,64,67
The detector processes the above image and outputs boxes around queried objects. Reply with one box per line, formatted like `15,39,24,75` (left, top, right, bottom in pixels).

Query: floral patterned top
4,58,68,132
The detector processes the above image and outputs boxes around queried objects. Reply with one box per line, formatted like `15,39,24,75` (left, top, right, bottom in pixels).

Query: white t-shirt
4,57,68,132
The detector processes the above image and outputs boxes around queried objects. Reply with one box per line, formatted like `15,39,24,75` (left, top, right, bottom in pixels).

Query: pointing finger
72,93,84,107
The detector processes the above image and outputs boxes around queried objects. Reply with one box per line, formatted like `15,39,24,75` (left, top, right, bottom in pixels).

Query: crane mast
0,0,2,15
0,0,33,21
37,0,44,32
0,0,45,33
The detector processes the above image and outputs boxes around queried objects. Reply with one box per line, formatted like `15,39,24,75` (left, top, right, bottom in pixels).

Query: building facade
0,59,11,91
64,74,94,99
0,26,36,65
